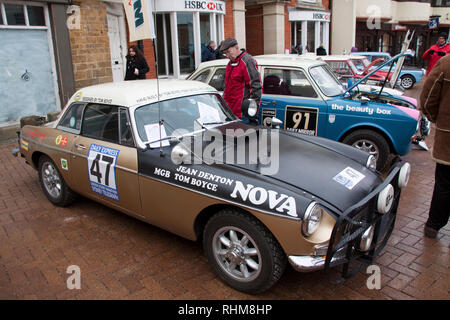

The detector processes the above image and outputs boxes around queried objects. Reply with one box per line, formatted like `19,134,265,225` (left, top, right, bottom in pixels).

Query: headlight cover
302,202,323,237
398,162,411,188
377,184,394,214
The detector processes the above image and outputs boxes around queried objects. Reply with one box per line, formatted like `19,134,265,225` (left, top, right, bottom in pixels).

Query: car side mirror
241,98,258,119
271,117,283,129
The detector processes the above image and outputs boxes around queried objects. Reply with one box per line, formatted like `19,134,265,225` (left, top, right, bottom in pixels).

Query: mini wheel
400,75,415,90
343,129,390,171
38,155,77,206
203,209,286,294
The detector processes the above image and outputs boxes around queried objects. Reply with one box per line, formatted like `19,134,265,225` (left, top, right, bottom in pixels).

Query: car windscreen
134,93,236,144
309,65,345,97
347,59,362,75
351,59,366,73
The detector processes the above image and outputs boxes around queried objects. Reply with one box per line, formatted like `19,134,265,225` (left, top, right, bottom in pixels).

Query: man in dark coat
316,44,327,56
420,53,450,238
202,41,216,62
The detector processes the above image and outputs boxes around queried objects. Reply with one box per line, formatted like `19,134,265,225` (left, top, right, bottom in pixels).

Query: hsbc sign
154,0,225,14
289,10,331,22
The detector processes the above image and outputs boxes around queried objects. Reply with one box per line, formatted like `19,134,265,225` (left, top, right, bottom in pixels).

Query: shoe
424,225,438,238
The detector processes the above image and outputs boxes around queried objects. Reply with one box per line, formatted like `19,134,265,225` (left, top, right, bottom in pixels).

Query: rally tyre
38,155,77,206
343,129,390,171
203,209,287,294
400,75,415,90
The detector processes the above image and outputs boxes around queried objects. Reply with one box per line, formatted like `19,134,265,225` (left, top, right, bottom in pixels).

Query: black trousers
426,163,450,230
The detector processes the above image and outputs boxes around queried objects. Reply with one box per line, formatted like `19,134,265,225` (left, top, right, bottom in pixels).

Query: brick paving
0,85,448,300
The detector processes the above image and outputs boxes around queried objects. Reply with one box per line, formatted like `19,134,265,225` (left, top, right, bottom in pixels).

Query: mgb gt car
17,79,410,294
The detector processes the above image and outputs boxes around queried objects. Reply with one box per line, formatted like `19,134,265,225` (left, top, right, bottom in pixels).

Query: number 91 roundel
87,144,120,201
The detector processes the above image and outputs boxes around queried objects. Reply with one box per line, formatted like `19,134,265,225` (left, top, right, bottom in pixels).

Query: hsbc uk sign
155,0,225,14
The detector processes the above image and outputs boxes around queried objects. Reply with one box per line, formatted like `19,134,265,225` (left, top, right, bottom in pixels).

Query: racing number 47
90,154,114,186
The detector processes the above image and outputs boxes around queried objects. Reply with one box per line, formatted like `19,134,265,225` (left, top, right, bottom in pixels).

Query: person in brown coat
419,53,450,238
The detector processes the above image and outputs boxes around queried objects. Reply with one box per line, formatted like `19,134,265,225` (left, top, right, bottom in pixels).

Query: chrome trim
288,250,346,272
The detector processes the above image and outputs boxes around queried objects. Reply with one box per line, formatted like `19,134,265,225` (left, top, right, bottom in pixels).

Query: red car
322,55,392,85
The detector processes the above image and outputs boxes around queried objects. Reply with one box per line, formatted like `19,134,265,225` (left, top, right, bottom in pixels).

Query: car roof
69,79,217,107
196,54,327,69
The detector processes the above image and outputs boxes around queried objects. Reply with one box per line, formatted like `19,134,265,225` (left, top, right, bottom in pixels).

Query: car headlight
366,155,377,171
398,162,411,189
377,184,394,214
302,202,323,237
359,225,375,252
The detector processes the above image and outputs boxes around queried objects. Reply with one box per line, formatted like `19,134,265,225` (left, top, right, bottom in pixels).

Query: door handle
74,143,86,150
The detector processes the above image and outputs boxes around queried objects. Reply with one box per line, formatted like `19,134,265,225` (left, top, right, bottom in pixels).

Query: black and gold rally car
17,79,410,294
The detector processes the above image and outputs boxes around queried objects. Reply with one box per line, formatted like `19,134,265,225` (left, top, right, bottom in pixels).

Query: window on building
156,13,173,76
4,3,25,26
432,0,450,6
27,6,45,27
200,13,211,45
177,12,195,74
307,21,315,52
263,68,317,98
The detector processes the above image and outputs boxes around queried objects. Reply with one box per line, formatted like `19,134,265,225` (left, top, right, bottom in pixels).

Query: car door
259,66,328,137
70,103,142,216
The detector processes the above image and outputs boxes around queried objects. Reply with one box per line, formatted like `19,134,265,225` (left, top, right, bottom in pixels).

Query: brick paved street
0,85,448,300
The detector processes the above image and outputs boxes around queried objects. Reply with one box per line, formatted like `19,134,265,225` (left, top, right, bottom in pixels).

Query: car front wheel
343,129,390,171
38,155,77,206
203,209,286,294
400,75,415,90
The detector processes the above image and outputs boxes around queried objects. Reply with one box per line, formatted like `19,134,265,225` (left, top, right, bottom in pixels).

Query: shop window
263,68,317,98
177,13,195,74
200,13,210,46
27,6,45,26
5,3,25,26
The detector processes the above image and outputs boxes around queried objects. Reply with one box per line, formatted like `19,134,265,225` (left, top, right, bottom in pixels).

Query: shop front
288,8,330,54
153,0,226,78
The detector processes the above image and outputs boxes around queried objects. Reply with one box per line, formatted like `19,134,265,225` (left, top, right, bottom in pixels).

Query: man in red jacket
220,38,262,118
422,32,450,75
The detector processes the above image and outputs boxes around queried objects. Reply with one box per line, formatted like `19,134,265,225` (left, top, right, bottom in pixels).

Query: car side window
81,104,119,144
58,103,84,133
209,68,226,91
263,68,317,98
192,69,211,83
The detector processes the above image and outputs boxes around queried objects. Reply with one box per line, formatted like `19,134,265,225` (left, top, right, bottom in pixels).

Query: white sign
154,0,226,14
333,167,365,190
289,10,331,22
145,123,170,148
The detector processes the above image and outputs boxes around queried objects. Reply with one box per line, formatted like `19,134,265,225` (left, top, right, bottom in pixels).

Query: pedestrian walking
316,44,327,56
124,45,149,80
220,37,262,118
202,41,217,62
422,32,450,75
419,53,450,238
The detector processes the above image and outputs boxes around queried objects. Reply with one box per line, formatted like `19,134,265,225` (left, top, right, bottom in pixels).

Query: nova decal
87,144,120,201
230,180,298,217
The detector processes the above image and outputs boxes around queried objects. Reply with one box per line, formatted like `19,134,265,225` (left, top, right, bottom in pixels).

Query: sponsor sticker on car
87,144,120,201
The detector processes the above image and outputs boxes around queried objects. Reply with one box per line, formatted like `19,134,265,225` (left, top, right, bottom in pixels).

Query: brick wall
68,0,113,90
245,7,263,56
224,0,234,39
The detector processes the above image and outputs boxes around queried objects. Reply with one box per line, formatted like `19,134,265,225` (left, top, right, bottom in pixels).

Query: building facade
332,0,450,66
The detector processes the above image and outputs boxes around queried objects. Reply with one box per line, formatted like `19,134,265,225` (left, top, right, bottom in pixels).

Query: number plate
284,106,318,136
87,144,120,201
